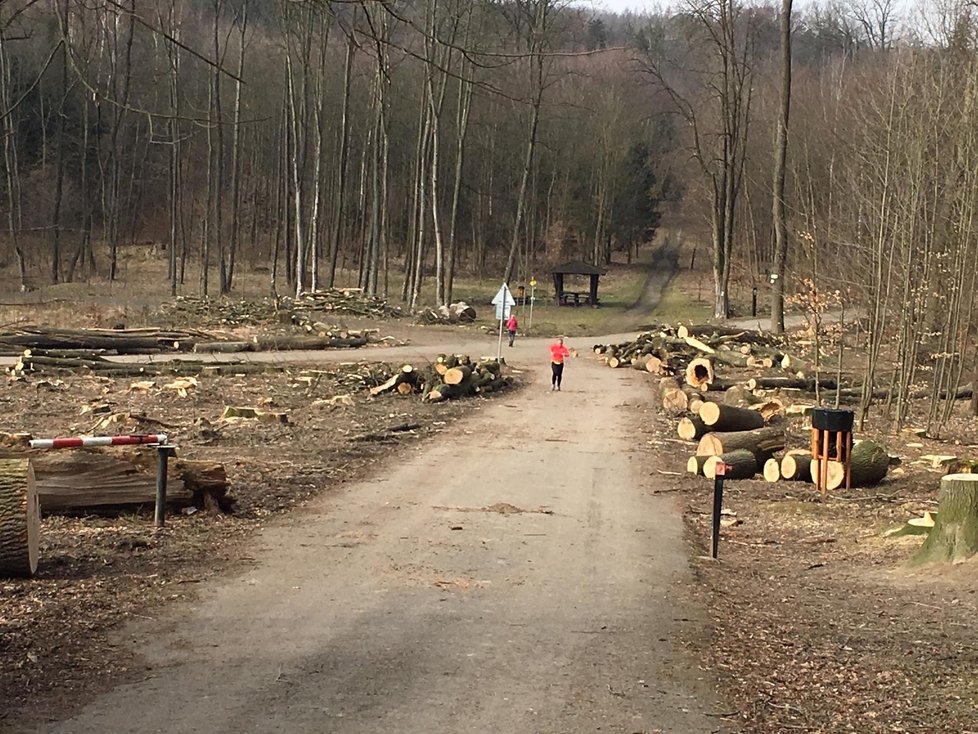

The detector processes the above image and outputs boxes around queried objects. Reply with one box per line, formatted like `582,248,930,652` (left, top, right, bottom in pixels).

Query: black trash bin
812,408,854,433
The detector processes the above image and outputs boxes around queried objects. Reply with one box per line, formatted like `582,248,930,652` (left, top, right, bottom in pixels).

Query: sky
585,0,654,13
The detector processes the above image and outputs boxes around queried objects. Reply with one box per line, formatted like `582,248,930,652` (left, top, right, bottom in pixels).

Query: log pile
597,323,896,490
369,355,512,402
6,349,289,378
0,326,205,355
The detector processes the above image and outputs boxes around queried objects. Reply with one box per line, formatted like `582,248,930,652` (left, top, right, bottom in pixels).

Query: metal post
496,314,504,361
528,280,536,334
155,445,173,528
711,464,726,559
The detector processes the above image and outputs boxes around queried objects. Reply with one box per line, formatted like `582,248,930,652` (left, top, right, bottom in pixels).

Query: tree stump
913,474,978,564
0,459,39,577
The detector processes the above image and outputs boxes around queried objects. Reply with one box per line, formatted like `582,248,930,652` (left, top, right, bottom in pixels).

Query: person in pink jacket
506,314,519,347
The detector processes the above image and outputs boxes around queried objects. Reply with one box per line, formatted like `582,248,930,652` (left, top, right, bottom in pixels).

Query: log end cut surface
0,458,38,577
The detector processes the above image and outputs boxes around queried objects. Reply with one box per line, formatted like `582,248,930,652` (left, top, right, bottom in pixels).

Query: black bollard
711,463,727,559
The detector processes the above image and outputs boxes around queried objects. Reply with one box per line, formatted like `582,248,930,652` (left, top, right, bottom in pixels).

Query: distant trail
622,237,681,327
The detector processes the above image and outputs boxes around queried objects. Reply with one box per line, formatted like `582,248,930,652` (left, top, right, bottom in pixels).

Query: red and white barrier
29,434,168,450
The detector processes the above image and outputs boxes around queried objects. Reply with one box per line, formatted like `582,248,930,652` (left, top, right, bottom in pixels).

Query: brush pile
415,301,478,325
157,289,405,328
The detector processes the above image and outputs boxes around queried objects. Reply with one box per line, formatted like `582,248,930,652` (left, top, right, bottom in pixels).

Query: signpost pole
497,312,504,361
491,282,515,362
528,278,537,334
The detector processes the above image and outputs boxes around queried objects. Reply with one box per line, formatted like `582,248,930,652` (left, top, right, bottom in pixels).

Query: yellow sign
529,278,537,287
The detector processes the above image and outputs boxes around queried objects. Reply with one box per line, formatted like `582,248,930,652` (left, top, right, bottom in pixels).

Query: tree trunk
913,474,978,564
328,34,354,289
769,0,793,333
0,459,38,577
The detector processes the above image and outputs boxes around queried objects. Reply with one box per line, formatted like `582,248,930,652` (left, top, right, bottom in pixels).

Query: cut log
678,416,708,441
697,426,786,463
722,385,762,407
193,341,255,353
752,399,786,422
746,376,838,392
762,458,781,482
688,398,705,415
809,439,889,490
644,355,665,374
661,388,689,413
685,358,714,390
704,450,757,480
780,452,813,482
687,455,710,475
682,335,716,355
711,350,750,368
0,459,39,577
443,365,473,386
699,402,765,432
913,474,978,564
252,335,368,350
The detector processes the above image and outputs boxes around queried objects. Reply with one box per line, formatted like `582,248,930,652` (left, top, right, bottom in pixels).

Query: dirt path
37,339,723,734
622,237,680,327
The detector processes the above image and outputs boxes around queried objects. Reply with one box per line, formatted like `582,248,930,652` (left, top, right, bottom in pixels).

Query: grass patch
650,273,713,324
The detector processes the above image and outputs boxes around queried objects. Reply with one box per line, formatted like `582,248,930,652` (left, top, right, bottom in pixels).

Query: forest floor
2,246,978,732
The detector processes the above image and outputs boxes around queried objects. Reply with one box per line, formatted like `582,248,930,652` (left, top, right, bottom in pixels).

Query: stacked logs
595,323,895,490
369,355,512,403
674,382,890,489
7,349,289,378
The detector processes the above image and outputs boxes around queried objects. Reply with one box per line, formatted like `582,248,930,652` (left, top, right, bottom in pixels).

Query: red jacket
550,343,571,363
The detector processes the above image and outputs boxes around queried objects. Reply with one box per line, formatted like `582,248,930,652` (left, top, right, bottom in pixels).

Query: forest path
39,334,723,734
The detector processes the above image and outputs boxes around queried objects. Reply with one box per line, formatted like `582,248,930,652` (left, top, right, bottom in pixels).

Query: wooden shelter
551,261,607,306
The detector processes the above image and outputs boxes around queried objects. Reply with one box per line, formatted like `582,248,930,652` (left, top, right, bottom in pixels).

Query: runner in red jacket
549,337,576,391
